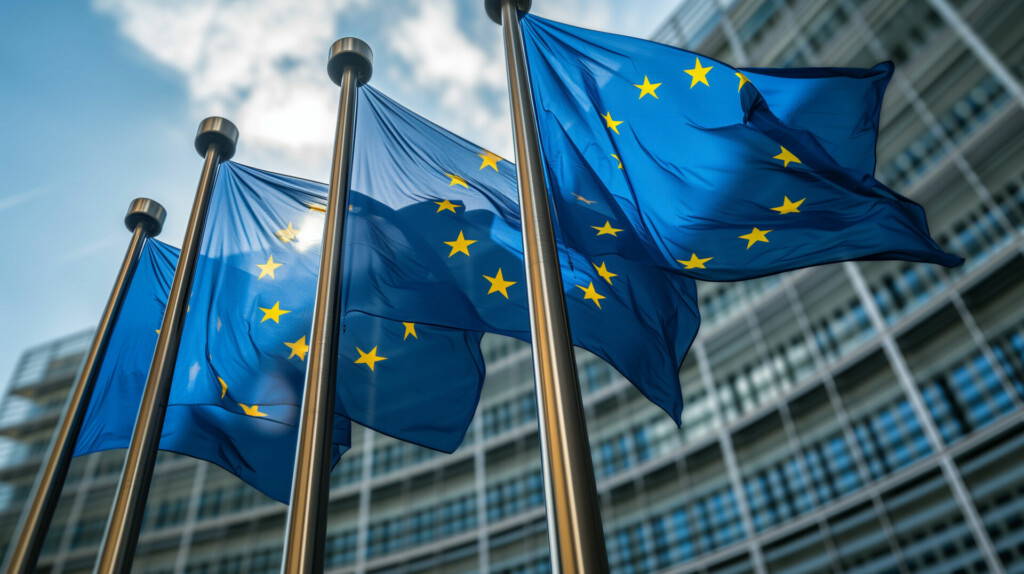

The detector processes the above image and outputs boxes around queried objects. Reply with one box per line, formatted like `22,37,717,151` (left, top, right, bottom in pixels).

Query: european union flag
74,240,350,503
216,143,696,427
340,86,701,422
209,162,488,452
520,15,962,280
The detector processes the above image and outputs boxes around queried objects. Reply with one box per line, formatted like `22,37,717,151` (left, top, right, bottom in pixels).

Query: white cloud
383,1,679,156
93,0,679,169
93,0,362,172
387,2,510,155
532,0,679,38
0,188,46,213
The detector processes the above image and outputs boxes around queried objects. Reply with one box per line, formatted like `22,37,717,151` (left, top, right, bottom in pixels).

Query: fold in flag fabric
170,162,487,454
74,240,350,503
225,149,697,427
520,15,962,281
342,85,701,424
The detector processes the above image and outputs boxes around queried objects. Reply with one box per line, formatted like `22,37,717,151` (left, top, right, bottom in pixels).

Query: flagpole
1,199,165,574
94,117,237,574
486,1,610,572
280,37,371,573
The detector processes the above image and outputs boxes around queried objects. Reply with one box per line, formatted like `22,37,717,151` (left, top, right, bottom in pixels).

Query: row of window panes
371,440,441,477
143,495,188,531
876,2,946,68
580,358,615,394
365,493,477,557
870,174,1023,324
485,470,544,523
853,397,933,480
184,555,245,574
325,530,358,568
811,297,873,364
606,484,743,571
197,481,274,521
961,432,1024,570
330,454,361,488
718,334,817,423
493,553,552,574
922,320,1024,444
592,416,682,479
605,378,979,570
481,392,536,438
698,275,782,330
878,74,1007,191
744,429,861,532
805,3,849,54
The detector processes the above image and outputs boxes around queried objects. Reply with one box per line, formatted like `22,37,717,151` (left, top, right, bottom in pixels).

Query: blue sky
0,1,678,389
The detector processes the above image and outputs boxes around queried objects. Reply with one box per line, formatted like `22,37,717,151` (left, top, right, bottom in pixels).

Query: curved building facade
2,0,1024,572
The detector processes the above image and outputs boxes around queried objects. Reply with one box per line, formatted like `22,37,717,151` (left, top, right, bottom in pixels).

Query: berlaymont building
2,0,1023,572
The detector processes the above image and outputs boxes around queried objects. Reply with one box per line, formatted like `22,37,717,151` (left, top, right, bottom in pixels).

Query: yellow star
576,282,606,309
445,173,469,188
633,75,662,99
478,150,502,171
592,220,623,237
403,322,418,340
256,255,282,279
771,196,805,214
601,111,623,134
483,268,517,298
444,230,478,257
773,146,801,168
238,403,267,417
154,329,160,335
217,376,228,398
736,72,750,91
308,203,326,213
677,253,712,269
435,199,461,214
284,336,309,360
684,57,713,88
611,154,623,169
739,227,772,249
258,301,291,324
592,261,617,285
275,222,300,243
574,193,596,205
354,346,387,371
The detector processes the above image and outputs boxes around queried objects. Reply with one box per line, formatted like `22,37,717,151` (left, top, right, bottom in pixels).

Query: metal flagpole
1,198,166,574
280,37,372,573
486,1,610,572
94,117,238,574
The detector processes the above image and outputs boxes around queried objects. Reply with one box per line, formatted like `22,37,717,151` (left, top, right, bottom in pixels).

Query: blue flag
341,86,701,423
74,240,350,503
218,144,696,427
520,15,961,280
206,162,488,452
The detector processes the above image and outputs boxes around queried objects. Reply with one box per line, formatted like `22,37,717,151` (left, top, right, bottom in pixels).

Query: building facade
2,0,1024,571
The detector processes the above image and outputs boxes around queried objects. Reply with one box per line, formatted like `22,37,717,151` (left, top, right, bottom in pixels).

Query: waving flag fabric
520,15,961,281
341,85,701,423
207,162,488,452
74,239,350,503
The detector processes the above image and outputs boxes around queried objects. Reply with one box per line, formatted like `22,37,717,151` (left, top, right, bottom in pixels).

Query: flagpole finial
194,116,239,161
328,37,373,86
485,0,531,24
124,198,166,236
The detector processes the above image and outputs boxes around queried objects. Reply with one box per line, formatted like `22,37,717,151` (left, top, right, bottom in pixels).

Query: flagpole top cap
485,0,532,24
124,197,166,236
328,37,373,86
194,116,238,161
